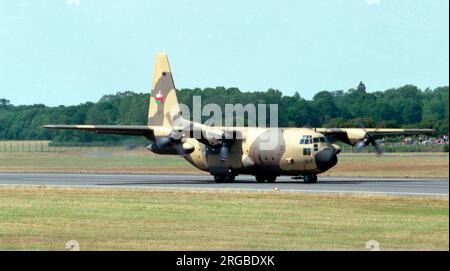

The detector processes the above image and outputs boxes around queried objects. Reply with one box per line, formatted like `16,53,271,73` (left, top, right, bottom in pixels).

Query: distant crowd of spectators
403,135,449,145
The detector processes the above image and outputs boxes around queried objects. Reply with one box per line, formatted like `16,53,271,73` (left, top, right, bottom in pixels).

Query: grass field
0,187,447,251
324,153,449,178
0,148,448,178
0,148,195,174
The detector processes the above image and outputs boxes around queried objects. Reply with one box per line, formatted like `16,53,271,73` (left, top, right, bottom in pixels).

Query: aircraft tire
255,176,266,183
266,176,277,183
224,175,236,183
214,175,225,183
303,174,317,184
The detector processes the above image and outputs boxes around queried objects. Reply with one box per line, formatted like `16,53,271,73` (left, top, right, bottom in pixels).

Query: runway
0,173,447,196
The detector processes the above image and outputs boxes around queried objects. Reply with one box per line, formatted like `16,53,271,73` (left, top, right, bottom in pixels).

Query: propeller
156,130,189,157
203,130,237,163
173,143,188,157
219,141,230,162
355,133,382,155
353,119,383,155
156,136,171,148
218,131,238,162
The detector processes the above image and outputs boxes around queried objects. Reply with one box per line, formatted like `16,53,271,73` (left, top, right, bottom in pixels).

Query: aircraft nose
315,149,338,172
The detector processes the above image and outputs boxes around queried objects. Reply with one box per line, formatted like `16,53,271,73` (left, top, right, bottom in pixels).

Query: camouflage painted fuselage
183,127,334,176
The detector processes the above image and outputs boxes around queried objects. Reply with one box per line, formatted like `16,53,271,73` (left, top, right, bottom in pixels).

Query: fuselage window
313,138,319,143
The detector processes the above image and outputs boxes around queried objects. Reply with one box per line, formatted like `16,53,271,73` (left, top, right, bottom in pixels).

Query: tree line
0,84,448,143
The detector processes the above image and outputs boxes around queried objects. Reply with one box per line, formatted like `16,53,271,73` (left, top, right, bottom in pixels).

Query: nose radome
315,149,338,172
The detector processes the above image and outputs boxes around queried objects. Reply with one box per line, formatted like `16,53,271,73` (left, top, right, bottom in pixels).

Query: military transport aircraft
44,53,434,183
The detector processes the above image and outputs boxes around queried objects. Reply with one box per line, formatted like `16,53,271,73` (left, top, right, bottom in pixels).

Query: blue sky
0,0,448,106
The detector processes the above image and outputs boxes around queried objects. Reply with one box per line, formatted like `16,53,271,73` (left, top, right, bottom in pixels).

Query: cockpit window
319,137,326,143
313,137,319,143
299,135,313,144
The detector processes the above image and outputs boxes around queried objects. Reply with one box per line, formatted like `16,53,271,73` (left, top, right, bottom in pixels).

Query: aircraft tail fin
147,53,181,127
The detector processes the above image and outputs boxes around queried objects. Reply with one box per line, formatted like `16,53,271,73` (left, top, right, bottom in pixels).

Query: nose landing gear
214,175,236,183
302,174,318,183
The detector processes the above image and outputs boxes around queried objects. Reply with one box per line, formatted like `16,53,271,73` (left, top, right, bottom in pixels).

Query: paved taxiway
0,173,447,196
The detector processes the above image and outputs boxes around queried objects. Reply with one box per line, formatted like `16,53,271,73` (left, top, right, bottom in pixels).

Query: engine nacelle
345,129,368,145
331,144,341,155
146,142,195,155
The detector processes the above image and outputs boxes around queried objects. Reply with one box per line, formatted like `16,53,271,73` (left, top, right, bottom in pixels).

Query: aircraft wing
43,125,155,140
314,128,435,145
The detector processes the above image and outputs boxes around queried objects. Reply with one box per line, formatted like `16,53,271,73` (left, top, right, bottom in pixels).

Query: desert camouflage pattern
44,53,435,183
147,53,181,128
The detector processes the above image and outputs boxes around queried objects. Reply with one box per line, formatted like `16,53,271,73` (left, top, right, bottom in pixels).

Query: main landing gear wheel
214,175,225,183
303,174,318,183
224,175,235,183
214,175,235,183
266,176,277,183
255,176,266,183
255,176,277,183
